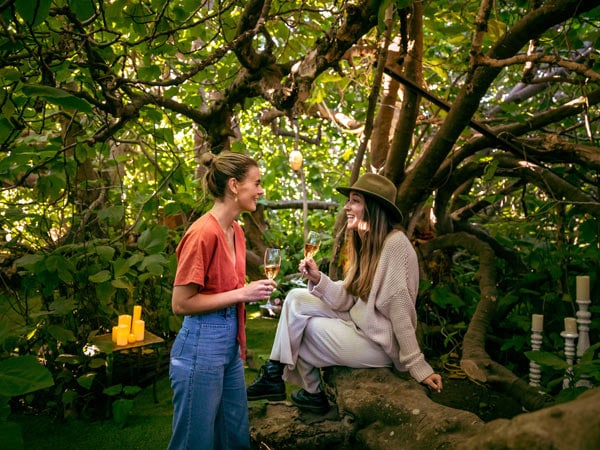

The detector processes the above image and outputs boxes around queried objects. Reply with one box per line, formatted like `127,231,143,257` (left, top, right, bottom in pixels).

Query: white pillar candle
133,319,145,341
576,276,590,301
564,317,578,334
116,324,129,346
118,314,132,331
132,305,142,323
531,314,544,332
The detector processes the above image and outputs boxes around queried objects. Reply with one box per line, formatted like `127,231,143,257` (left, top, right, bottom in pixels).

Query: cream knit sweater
309,230,434,383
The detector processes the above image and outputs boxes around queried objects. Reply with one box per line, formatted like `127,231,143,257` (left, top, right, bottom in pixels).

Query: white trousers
269,288,392,393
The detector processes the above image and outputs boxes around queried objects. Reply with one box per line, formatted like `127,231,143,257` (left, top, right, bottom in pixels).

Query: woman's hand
244,279,277,302
299,258,321,285
422,373,443,392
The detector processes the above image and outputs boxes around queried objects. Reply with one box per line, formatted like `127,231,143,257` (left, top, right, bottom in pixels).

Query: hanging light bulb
289,149,303,171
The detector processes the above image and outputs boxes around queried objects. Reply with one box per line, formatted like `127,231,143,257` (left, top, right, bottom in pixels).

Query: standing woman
168,151,276,450
247,173,442,413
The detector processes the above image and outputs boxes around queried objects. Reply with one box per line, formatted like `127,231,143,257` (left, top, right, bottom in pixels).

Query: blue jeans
168,307,249,450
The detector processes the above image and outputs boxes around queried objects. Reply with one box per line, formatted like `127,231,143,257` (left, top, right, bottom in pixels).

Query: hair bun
199,152,216,167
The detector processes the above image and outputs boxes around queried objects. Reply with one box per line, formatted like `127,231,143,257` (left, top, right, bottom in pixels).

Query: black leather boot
291,388,329,414
247,360,286,401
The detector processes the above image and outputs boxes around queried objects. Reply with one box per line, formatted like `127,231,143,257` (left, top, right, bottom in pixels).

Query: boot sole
247,393,286,401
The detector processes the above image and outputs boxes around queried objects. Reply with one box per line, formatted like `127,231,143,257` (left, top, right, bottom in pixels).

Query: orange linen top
174,213,247,359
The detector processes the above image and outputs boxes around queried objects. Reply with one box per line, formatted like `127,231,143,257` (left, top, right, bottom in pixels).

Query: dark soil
428,375,523,422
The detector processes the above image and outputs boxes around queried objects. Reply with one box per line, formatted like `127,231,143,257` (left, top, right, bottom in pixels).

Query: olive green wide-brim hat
336,173,403,223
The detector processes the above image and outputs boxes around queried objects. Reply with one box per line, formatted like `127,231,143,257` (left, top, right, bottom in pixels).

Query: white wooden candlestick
576,298,592,387
561,330,578,389
529,328,543,387
576,299,591,360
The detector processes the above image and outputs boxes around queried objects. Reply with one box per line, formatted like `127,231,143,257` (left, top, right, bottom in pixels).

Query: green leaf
123,385,142,396
57,265,74,283
1,98,15,122
0,317,11,346
21,85,93,113
95,282,116,303
37,173,66,202
0,355,54,397
93,339,114,355
142,106,163,122
0,68,21,82
144,264,164,276
573,360,600,380
137,226,169,254
138,65,162,80
153,127,175,145
48,298,77,315
112,398,134,427
554,385,588,404
126,253,145,267
95,245,116,261
89,358,106,369
97,206,125,224
69,0,96,22
582,342,600,358
15,254,43,270
139,254,168,272
45,254,66,273
62,389,77,405
77,372,96,390
525,351,568,370
47,325,77,343
55,354,81,365
430,285,465,311
113,257,133,278
0,117,15,142
15,0,51,27
89,270,112,283
482,159,499,182
111,277,133,290
103,384,123,397
487,18,507,41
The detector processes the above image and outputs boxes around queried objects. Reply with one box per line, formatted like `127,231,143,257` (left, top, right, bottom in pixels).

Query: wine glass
304,231,321,260
263,248,281,315
289,231,321,287
264,248,281,281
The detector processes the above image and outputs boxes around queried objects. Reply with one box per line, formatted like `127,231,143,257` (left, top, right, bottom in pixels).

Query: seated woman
247,173,443,413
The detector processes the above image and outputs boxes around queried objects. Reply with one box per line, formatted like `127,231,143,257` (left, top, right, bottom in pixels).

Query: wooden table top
91,330,164,352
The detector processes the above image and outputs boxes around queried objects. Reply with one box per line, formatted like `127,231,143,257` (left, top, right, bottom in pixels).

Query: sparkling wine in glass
304,231,321,260
264,248,281,280
263,248,281,315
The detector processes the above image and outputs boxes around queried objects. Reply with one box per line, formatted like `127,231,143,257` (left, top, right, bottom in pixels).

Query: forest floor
428,374,523,422
11,307,525,449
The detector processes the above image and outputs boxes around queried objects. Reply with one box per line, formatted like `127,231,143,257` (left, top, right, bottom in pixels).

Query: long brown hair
343,197,395,300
